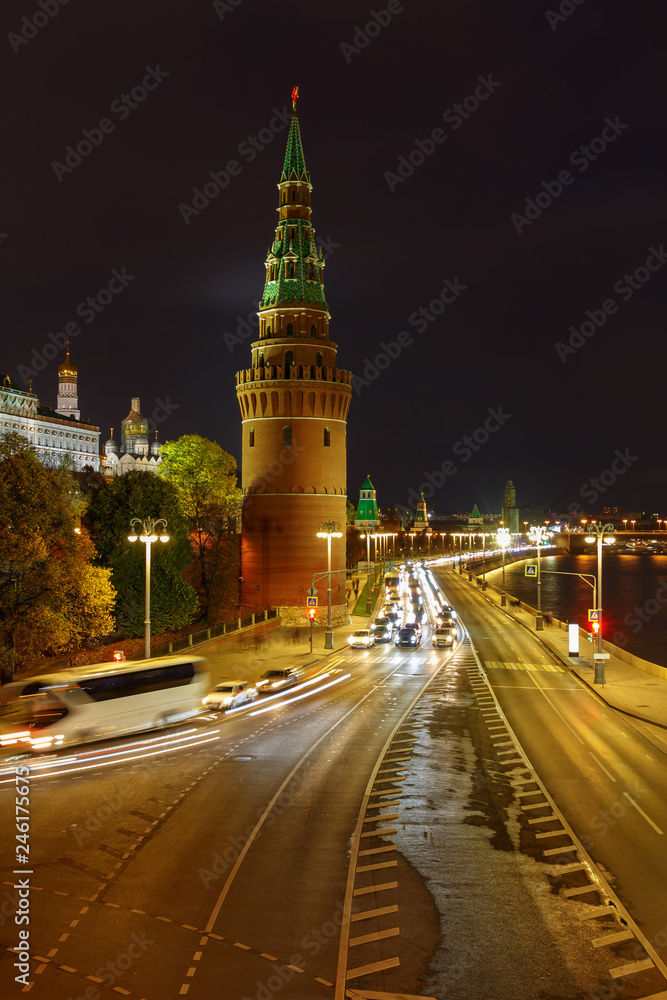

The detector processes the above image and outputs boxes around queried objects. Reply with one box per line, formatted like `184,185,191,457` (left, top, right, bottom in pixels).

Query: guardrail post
188,634,193,646
168,641,173,653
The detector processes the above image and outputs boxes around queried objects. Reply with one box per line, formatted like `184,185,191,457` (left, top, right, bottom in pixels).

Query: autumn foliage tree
86,470,199,636
0,434,115,681
158,435,242,621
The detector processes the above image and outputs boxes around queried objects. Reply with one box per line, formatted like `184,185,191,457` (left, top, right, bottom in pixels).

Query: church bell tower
235,89,352,622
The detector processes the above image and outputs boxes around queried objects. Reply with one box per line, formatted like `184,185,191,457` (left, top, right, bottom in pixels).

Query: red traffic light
591,621,600,635
308,607,316,622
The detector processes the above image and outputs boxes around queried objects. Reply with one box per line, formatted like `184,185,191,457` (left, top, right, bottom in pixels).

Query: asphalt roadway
2,568,667,999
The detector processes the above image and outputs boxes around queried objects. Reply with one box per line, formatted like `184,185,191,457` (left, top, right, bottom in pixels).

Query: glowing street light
528,524,552,630
496,527,511,607
585,521,615,683
317,521,343,649
128,516,170,659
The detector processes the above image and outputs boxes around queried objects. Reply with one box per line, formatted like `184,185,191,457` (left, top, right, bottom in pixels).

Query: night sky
3,1,664,516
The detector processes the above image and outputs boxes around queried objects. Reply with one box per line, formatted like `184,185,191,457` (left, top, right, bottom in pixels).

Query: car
255,668,301,694
370,622,392,643
348,629,376,649
403,619,422,635
203,680,258,710
385,611,401,630
395,627,420,647
373,616,392,628
433,628,454,648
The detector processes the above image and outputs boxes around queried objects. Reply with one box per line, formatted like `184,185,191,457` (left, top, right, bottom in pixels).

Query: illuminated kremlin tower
236,89,352,622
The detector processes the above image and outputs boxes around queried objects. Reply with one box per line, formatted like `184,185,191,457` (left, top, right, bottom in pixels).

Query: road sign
525,564,537,577
307,586,317,597
588,609,600,621
306,596,318,608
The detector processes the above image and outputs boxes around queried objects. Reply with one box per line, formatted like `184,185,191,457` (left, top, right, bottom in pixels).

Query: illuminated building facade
0,349,100,470
236,90,352,621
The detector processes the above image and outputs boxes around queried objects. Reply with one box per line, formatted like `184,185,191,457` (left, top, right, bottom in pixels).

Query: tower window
285,350,294,367
283,426,292,445
316,351,323,366
323,428,330,447
292,190,296,202
259,353,264,366
267,324,271,336
310,324,316,337
286,322,294,337
249,428,255,447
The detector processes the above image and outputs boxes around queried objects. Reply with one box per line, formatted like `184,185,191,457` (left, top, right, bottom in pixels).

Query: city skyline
3,2,664,511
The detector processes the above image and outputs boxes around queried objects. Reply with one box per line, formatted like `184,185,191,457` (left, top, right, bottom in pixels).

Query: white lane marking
590,753,616,782
623,793,664,835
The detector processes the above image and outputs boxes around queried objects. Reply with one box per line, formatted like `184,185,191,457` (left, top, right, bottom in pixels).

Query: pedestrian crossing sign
525,564,537,577
588,609,600,621
306,596,318,608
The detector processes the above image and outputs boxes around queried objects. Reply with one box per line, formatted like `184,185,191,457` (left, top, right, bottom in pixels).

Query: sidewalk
196,586,383,689
455,568,667,732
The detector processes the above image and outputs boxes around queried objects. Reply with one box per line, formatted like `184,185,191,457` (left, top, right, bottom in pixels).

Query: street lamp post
528,525,551,630
317,521,343,650
128,516,170,660
497,527,510,606
585,521,615,684
360,532,372,614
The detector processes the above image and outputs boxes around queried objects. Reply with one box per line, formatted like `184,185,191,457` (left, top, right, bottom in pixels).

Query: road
2,566,665,998
436,564,667,984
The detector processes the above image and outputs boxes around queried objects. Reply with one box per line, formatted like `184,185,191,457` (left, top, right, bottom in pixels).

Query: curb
453,569,667,732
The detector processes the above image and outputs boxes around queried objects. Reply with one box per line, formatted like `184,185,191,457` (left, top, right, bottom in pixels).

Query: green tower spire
280,98,310,182
355,476,379,527
260,87,328,313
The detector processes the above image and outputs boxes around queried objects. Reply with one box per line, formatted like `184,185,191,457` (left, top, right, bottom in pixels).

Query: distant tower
503,479,519,533
236,89,352,622
56,344,80,421
468,504,483,526
354,476,379,528
413,493,428,531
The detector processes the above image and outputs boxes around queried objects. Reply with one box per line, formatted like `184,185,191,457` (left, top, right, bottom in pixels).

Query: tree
158,436,242,620
0,438,116,680
86,471,199,637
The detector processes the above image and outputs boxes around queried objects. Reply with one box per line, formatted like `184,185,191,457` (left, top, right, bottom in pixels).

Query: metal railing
168,608,278,653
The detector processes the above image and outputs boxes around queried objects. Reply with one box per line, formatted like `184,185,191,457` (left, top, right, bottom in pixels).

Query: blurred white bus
0,655,209,753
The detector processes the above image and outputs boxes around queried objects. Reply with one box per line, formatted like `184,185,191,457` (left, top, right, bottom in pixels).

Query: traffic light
113,650,126,662
591,620,599,636
309,607,316,623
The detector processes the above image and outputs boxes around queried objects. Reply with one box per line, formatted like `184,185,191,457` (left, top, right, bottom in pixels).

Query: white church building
1,348,100,470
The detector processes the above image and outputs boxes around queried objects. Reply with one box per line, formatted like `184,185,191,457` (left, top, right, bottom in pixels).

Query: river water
481,553,667,668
